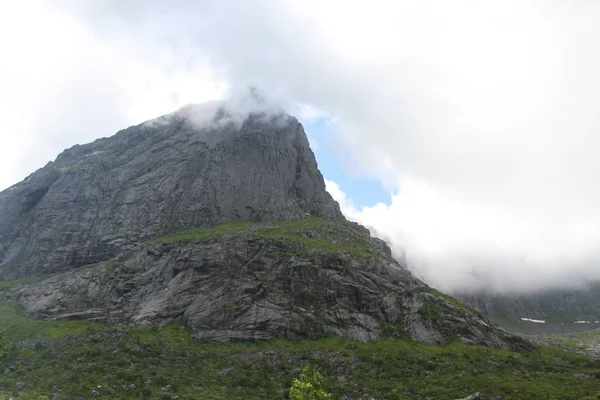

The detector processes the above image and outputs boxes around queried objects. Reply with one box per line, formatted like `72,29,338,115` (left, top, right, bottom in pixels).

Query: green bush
289,366,332,400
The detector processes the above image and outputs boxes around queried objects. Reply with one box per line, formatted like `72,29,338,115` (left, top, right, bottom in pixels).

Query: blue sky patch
300,115,391,209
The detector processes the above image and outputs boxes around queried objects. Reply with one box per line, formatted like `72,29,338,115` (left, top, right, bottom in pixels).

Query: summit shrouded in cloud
2,0,600,293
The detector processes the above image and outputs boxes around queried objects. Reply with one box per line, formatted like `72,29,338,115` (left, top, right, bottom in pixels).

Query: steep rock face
0,107,341,278
2,219,525,349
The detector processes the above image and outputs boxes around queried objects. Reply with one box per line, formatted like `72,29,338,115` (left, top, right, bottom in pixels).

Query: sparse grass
148,217,380,259
104,250,136,277
1,303,600,399
0,277,42,290
541,327,600,355
429,287,469,309
0,304,98,343
562,328,600,343
148,219,255,244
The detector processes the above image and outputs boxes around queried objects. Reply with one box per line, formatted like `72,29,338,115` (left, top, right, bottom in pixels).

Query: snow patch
520,317,546,324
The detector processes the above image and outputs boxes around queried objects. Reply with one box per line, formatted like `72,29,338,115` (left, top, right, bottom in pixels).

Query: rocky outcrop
455,394,487,400
2,218,526,349
0,105,341,279
0,99,529,349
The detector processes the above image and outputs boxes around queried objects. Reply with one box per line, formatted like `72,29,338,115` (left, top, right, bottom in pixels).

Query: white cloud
327,176,600,293
324,179,361,221
0,1,227,190
4,0,600,294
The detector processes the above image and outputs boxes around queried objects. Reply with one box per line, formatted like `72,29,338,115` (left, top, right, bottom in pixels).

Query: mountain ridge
0,101,528,349
457,283,600,323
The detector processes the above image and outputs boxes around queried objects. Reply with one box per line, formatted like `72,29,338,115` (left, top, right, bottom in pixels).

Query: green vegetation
148,217,382,259
290,366,332,400
0,304,98,343
0,276,42,290
540,327,600,355
104,250,136,277
429,287,468,309
149,219,255,243
1,303,600,399
556,328,600,344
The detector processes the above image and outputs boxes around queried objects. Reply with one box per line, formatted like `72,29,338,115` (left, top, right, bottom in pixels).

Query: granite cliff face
0,106,341,279
0,101,527,349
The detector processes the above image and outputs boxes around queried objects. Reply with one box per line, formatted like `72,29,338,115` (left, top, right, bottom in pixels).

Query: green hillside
1,304,599,400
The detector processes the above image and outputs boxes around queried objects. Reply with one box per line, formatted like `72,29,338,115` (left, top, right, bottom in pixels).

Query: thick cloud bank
3,0,600,293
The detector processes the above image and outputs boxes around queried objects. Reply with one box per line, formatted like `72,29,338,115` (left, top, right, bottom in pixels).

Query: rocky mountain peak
0,102,342,279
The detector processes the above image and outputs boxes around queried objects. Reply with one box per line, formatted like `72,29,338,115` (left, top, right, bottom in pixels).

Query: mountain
0,105,341,279
457,283,600,323
0,100,527,349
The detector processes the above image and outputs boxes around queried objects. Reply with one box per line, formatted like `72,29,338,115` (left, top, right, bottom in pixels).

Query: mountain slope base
2,218,524,349
0,304,599,400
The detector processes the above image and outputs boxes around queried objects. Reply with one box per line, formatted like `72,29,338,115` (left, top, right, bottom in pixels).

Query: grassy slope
1,219,600,399
1,304,600,400
147,217,383,260
538,328,600,357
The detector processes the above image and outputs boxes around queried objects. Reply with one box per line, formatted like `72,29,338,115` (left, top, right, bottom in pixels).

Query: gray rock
104,387,116,395
456,393,486,400
1,221,527,348
0,104,341,279
15,382,25,389
3,220,529,348
90,390,100,398
17,336,51,350
218,368,235,378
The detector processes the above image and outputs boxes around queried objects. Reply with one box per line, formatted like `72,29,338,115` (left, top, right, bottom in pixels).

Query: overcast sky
2,0,600,293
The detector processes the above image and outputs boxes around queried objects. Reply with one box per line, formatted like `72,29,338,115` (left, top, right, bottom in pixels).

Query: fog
3,0,600,293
